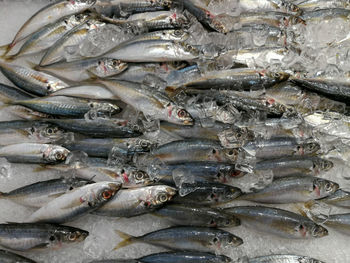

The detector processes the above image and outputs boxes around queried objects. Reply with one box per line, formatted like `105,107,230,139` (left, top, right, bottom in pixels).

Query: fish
0,83,33,104
142,139,238,164
62,137,153,157
0,120,66,145
153,204,240,227
138,252,232,263
319,189,350,208
126,11,189,31
290,75,350,103
11,96,121,117
0,105,52,122
300,8,350,22
242,137,320,159
294,0,350,11
225,206,328,239
321,213,350,235
6,0,96,55
239,175,339,203
0,143,70,164
239,0,301,13
36,57,128,82
40,18,106,66
174,182,242,205
0,223,88,251
92,0,173,18
44,118,141,138
114,226,243,252
157,162,243,186
0,177,93,208
0,249,36,263
0,62,70,96
255,156,333,177
247,254,325,263
170,68,289,90
96,79,193,125
27,182,121,224
104,40,199,62
5,12,91,59
48,84,118,99
93,185,177,217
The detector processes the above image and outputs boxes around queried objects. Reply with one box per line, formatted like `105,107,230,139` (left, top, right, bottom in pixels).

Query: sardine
294,0,350,11
0,62,69,96
320,189,350,208
174,182,242,205
27,182,121,224
239,0,301,13
240,175,339,203
114,226,243,252
96,79,193,125
49,84,118,99
12,96,120,117
93,185,176,217
0,143,70,163
248,254,325,263
8,0,96,52
0,249,36,263
36,57,128,82
0,177,93,208
0,83,33,104
153,204,240,227
138,252,232,263
225,206,328,239
0,223,88,251
322,213,350,235
44,118,141,138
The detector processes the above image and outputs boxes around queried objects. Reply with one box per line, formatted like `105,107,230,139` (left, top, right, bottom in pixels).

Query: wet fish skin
153,204,240,227
0,62,69,96
225,206,328,239
93,185,177,217
27,182,121,224
8,0,96,52
0,223,88,251
0,143,70,164
139,252,232,263
0,83,33,104
322,213,350,235
0,177,93,208
7,12,91,59
248,254,325,263
0,249,36,263
12,96,121,117
240,175,339,203
240,0,301,13
44,118,141,138
174,182,242,205
320,189,350,208
114,226,243,252
36,58,128,82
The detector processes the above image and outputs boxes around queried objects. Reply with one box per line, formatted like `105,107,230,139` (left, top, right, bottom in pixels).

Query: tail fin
0,43,11,58
114,230,135,250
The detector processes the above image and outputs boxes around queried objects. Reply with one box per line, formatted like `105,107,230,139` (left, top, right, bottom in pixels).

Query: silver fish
247,254,325,263
0,249,36,263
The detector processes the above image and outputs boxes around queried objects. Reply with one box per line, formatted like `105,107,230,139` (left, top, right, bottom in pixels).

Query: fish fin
31,243,50,250
47,193,64,199
26,60,38,70
304,200,316,210
86,69,99,80
293,203,308,217
0,43,11,58
114,230,135,250
33,165,49,172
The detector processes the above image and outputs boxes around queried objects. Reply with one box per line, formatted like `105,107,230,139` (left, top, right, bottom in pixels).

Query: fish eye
212,237,219,244
68,233,77,241
46,127,54,134
236,132,242,138
47,84,52,91
177,109,187,118
135,171,146,180
30,127,35,133
228,150,234,156
157,193,168,203
212,149,217,154
69,186,74,191
102,189,113,200
174,30,181,36
325,182,332,191
140,141,150,149
49,235,56,241
55,152,63,160
112,60,119,66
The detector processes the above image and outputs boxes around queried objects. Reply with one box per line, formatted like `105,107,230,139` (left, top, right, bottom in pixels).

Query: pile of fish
0,0,350,262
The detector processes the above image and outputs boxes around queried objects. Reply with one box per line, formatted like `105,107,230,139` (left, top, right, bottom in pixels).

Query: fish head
167,12,190,28
265,71,290,82
222,148,239,162
223,186,242,201
92,59,128,78
89,102,121,115
313,158,333,172
155,0,173,8
294,222,328,238
69,12,91,26
178,42,200,57
168,105,194,125
56,227,89,245
299,142,320,155
36,125,65,141
210,232,243,250
67,177,94,189
93,182,121,205
46,80,67,94
219,127,255,148
151,186,177,207
215,104,240,124
311,178,339,199
129,169,153,186
67,0,96,9
308,224,329,238
214,213,241,228
44,146,70,163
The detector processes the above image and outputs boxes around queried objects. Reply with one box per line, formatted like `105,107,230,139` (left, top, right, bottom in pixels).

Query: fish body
27,182,121,224
115,226,243,252
0,83,33,104
0,223,88,251
0,62,69,96
240,175,339,203
226,206,328,239
139,252,232,263
323,213,350,235
248,254,325,263
0,249,36,263
0,143,70,164
320,189,350,208
0,177,93,208
93,185,177,217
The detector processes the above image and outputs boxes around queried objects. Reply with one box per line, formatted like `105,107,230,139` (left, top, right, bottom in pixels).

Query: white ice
0,1,350,263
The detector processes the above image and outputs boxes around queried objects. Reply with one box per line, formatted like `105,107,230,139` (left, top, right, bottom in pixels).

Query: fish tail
114,230,135,250
0,43,11,58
